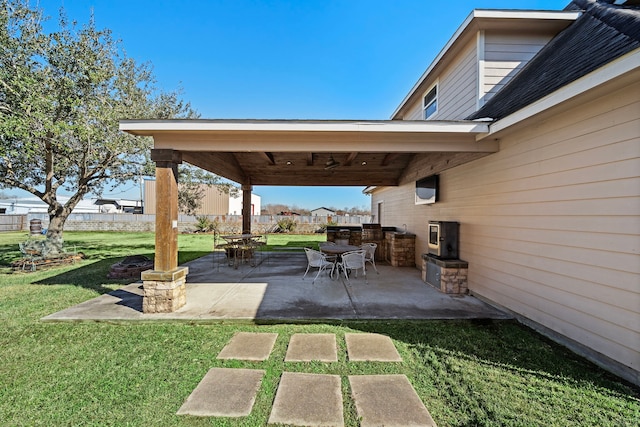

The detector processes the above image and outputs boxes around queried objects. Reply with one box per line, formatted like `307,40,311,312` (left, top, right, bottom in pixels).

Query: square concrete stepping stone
285,333,338,362
268,372,344,427
177,368,264,417
217,332,278,361
349,374,436,427
345,333,402,362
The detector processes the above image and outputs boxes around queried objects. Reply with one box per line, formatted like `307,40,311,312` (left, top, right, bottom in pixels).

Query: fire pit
107,255,154,279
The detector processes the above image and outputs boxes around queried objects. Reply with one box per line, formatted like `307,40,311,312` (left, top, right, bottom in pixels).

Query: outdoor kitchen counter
384,232,416,267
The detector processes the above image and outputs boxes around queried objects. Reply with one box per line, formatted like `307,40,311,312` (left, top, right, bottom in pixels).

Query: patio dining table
220,234,263,268
221,234,262,243
319,243,361,279
318,243,360,256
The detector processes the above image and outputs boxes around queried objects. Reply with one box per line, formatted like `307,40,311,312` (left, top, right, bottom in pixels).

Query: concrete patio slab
349,374,437,427
217,332,278,361
345,333,402,362
285,333,338,362
41,252,511,322
176,367,264,417
268,372,344,427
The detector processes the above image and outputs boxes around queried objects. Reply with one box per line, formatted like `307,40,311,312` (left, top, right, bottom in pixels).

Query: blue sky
8,0,569,210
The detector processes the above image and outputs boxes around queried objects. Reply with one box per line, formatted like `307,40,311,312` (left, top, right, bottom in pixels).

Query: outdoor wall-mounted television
415,175,439,205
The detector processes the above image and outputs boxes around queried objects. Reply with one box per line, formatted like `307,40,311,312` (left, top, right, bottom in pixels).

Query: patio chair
252,234,269,265
360,243,379,274
212,232,224,270
237,239,257,267
213,232,236,269
338,249,367,283
303,248,334,283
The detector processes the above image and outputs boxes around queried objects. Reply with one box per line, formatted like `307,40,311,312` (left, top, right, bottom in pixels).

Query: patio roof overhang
119,119,496,187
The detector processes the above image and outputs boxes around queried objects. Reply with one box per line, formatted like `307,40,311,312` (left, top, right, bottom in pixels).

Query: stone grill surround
385,232,416,267
421,254,468,295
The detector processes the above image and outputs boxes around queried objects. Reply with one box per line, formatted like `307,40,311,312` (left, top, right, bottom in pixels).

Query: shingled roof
467,0,640,121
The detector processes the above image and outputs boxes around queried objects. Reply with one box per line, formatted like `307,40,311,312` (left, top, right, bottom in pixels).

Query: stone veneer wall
385,232,416,267
326,227,362,246
421,255,468,295
142,276,187,313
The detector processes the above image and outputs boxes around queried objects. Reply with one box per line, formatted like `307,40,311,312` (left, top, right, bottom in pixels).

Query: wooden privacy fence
0,215,27,232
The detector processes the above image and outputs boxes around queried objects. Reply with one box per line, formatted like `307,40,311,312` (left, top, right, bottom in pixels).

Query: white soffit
120,119,488,135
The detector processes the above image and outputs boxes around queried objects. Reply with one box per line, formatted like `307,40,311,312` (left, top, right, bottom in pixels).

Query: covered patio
42,251,510,322
119,119,498,313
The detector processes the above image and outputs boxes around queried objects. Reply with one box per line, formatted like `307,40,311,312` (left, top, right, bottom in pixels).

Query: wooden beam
307,153,314,166
246,171,401,186
382,153,401,166
182,152,247,184
344,152,358,166
259,152,275,165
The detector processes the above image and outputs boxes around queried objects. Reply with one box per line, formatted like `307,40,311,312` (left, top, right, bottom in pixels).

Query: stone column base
141,267,189,313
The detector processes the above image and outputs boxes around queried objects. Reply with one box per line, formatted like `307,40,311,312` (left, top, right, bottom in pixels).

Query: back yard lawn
0,231,638,426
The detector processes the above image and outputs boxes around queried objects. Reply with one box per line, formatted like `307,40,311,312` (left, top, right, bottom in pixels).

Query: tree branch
0,173,45,200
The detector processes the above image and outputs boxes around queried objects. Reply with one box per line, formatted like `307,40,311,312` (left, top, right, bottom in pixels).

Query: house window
423,85,437,119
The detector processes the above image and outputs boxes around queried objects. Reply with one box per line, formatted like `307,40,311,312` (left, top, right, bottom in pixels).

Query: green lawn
0,231,638,426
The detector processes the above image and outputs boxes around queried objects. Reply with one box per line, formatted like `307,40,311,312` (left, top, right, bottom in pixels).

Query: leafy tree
0,0,195,250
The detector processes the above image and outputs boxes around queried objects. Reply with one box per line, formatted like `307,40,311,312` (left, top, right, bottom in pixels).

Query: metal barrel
29,219,42,235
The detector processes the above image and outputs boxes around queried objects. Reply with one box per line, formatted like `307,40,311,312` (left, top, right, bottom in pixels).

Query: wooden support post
242,184,252,233
151,149,181,271
141,149,188,313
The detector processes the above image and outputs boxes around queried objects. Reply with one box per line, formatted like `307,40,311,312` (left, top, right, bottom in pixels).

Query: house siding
435,41,478,120
401,40,478,121
373,79,640,377
483,32,553,105
401,33,553,121
404,101,422,121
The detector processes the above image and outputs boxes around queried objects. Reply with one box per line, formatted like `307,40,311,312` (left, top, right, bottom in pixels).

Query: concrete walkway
178,332,437,426
285,333,338,362
176,367,265,417
42,251,510,322
345,333,403,362
216,332,278,361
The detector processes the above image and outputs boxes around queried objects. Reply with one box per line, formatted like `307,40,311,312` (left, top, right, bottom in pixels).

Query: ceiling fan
324,154,341,170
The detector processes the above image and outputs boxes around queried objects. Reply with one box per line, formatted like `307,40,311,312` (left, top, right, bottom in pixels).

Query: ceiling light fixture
324,154,340,170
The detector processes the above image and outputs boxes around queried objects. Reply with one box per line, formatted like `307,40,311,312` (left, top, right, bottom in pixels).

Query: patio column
140,149,188,313
242,183,252,233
